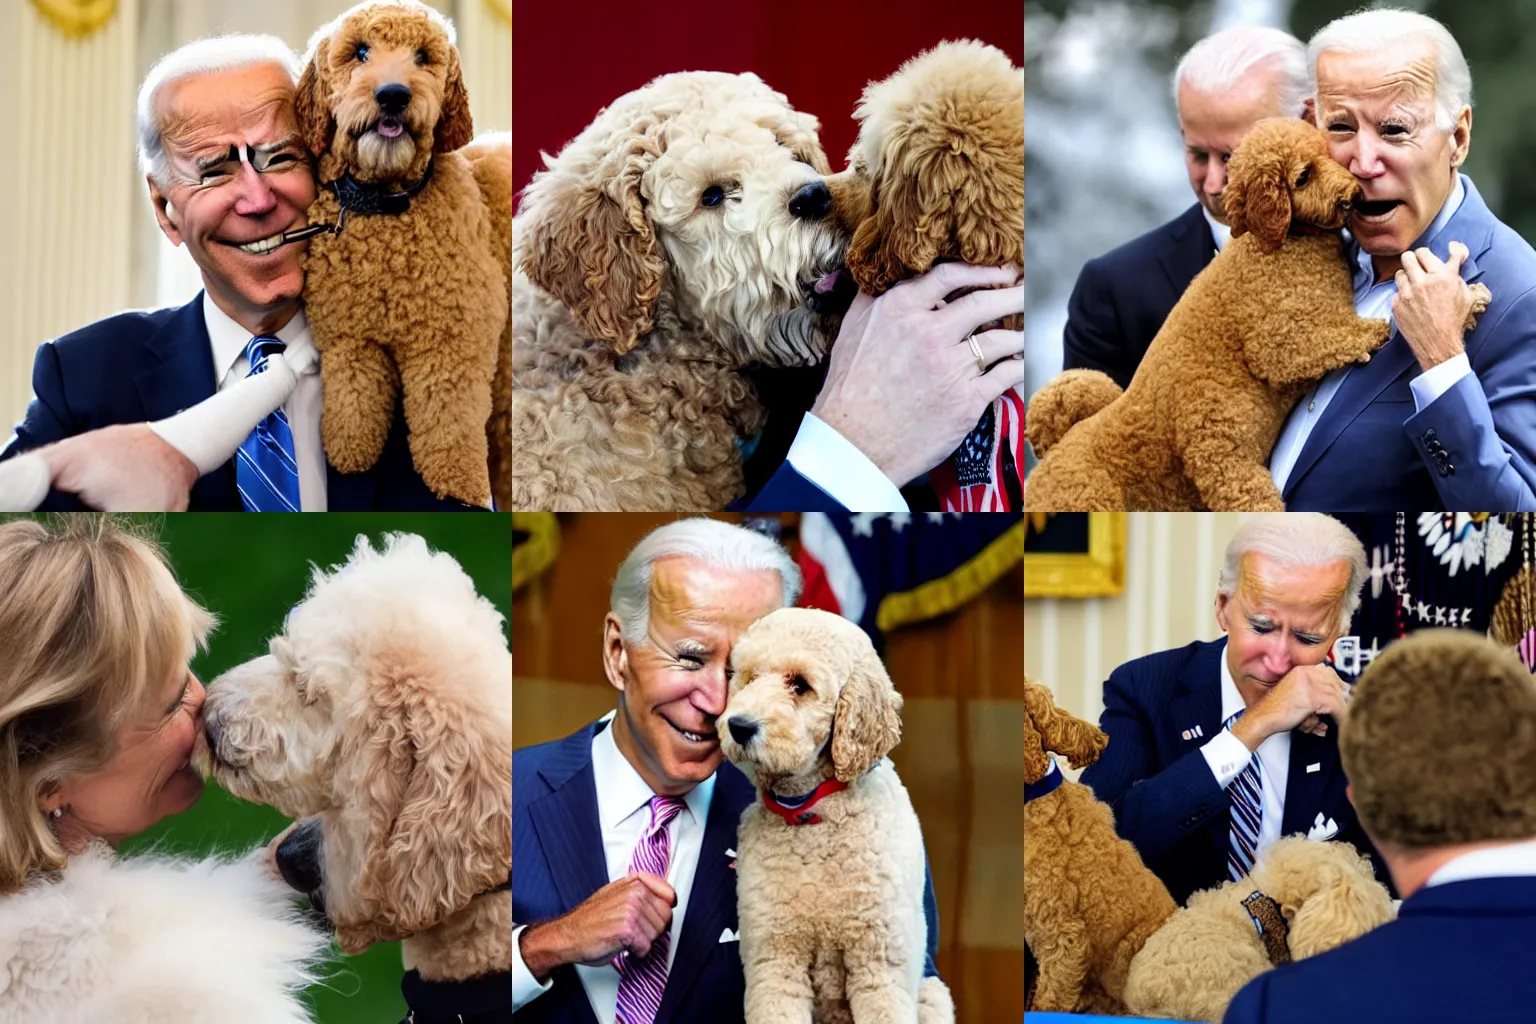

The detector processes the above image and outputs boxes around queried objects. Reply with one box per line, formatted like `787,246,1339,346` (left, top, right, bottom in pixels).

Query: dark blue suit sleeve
738,462,849,512
2,341,74,460
1061,257,1134,390
922,856,939,978
1222,971,1269,1024
1079,662,1227,862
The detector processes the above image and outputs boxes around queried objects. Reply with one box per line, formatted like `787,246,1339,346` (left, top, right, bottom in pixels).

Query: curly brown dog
1024,118,1493,511
297,0,510,509
513,73,856,511
1024,679,1176,1015
1125,837,1394,1023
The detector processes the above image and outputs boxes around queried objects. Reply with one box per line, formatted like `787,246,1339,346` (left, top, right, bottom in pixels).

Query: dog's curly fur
200,533,512,983
830,40,1023,321
1025,118,1439,511
720,608,954,1023
1023,680,1176,1015
1125,836,1395,1023
513,73,852,511
297,0,511,509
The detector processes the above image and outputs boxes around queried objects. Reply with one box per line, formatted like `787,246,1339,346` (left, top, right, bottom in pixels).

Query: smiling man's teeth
236,233,285,255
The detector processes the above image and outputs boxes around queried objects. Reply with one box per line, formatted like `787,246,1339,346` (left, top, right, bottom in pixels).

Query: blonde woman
0,515,325,1024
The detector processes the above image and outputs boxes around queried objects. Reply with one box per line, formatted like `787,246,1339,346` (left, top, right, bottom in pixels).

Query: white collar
1202,205,1232,254
591,709,714,835
202,292,316,387
1352,173,1467,282
1218,637,1246,724
1425,837,1536,888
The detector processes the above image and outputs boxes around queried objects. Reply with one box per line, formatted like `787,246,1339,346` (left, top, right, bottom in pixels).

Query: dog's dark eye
415,48,430,66
353,44,370,62
1295,166,1311,188
788,674,811,696
701,185,726,208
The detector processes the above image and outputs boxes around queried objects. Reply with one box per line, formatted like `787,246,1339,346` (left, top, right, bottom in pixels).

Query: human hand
1231,663,1350,751
1393,242,1477,372
40,423,199,511
520,872,677,980
810,263,1023,487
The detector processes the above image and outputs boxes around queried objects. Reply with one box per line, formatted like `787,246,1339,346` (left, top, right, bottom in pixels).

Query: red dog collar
761,779,849,825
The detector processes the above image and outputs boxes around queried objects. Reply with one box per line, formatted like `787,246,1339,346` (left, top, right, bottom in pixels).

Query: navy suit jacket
741,462,850,511
1080,639,1388,906
513,719,940,1024
1225,876,1536,1024
1282,176,1536,511
1062,203,1215,390
1,294,476,511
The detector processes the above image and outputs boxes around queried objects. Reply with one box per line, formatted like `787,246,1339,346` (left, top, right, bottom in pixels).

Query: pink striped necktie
615,794,687,1024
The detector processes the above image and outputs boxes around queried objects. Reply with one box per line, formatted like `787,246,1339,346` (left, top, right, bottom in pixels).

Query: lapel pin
1306,763,1321,773
1181,729,1192,740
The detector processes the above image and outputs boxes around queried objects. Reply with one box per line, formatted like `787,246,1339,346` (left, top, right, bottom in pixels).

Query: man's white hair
1173,26,1311,119
1308,8,1473,133
611,519,803,645
136,35,301,187
1217,513,1367,632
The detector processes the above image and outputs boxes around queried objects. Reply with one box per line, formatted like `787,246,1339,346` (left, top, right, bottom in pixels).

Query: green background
17,514,511,1023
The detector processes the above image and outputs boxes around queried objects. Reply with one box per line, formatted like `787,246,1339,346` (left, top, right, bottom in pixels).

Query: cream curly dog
719,608,954,1024
513,72,858,511
1125,836,1395,1023
298,0,511,509
200,534,512,988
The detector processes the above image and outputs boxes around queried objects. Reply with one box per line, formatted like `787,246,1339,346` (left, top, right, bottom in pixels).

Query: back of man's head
1173,25,1309,117
1343,629,1536,849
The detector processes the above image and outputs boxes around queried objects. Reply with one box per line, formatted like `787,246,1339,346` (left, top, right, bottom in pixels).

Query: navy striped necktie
1226,709,1264,880
235,336,301,512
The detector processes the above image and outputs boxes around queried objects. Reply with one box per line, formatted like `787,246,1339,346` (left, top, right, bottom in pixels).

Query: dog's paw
1464,282,1493,333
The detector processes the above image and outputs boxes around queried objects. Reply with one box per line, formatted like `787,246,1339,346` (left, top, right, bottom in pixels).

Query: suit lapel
1281,728,1337,838
1158,204,1216,300
326,460,379,512
653,763,752,1024
528,727,610,915
1172,640,1228,863
1281,176,1497,499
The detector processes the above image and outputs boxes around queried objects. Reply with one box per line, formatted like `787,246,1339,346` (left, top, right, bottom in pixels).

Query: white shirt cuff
1200,728,1255,790
1409,353,1472,412
512,924,555,1011
785,412,909,512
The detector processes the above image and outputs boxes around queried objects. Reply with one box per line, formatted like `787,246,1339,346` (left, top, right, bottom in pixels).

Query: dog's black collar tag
328,160,435,216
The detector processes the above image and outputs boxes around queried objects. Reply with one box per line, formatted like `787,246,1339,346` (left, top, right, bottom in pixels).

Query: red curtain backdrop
512,0,1024,199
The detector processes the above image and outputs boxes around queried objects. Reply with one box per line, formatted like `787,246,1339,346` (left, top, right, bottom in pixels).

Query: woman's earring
49,807,63,820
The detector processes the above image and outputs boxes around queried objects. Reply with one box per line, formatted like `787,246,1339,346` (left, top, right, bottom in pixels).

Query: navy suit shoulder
1062,204,1214,389
1225,876,1536,1024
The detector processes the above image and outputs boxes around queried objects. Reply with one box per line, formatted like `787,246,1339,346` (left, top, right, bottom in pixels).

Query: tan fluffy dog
297,0,511,509
719,608,954,1024
1125,836,1395,1023
1024,680,1176,1015
200,534,512,985
513,73,856,511
1025,118,1453,511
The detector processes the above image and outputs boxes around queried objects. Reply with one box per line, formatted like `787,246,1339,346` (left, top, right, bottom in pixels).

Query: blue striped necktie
235,336,301,512
1226,709,1264,881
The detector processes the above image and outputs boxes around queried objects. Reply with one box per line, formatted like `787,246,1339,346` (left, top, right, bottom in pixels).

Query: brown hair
0,515,215,892
1342,629,1536,849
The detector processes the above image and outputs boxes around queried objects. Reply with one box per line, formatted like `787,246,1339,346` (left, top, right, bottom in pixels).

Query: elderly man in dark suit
1061,25,1309,389
1081,513,1390,906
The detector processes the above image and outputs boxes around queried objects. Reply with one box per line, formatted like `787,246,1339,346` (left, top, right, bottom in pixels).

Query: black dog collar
399,967,511,1024
327,160,435,217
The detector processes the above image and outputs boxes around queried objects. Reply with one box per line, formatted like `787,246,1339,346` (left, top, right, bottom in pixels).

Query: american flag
930,388,1026,512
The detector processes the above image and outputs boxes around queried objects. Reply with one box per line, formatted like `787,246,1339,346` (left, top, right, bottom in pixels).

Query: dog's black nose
727,717,759,746
375,83,412,115
789,181,832,221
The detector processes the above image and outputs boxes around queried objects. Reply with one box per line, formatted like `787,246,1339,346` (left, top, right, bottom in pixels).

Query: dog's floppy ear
295,38,335,158
1225,143,1292,252
844,122,947,296
1025,680,1107,769
330,677,511,953
830,643,903,782
518,138,665,355
434,46,474,154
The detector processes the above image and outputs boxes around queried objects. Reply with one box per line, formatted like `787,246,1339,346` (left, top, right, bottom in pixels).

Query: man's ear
1215,591,1231,633
147,175,183,245
602,613,629,691
1450,106,1472,169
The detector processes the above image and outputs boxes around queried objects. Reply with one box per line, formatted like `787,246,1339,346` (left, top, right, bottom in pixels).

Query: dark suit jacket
1225,876,1536,1024
1281,176,1536,510
513,719,940,1024
1,294,477,511
1061,203,1215,390
1079,639,1387,906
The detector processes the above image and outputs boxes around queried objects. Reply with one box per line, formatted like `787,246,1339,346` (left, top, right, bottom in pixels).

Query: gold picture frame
1024,512,1126,598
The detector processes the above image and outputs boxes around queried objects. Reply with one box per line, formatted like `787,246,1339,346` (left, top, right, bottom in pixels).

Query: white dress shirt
785,411,909,511
1202,205,1232,255
202,294,327,511
1271,176,1468,493
1425,837,1536,888
1199,643,1291,859
513,713,716,1021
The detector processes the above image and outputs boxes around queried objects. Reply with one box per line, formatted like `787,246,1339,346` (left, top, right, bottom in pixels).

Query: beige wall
1025,513,1257,725
1,0,509,430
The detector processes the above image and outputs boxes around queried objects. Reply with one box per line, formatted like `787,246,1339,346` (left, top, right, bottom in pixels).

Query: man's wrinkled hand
1393,242,1477,372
